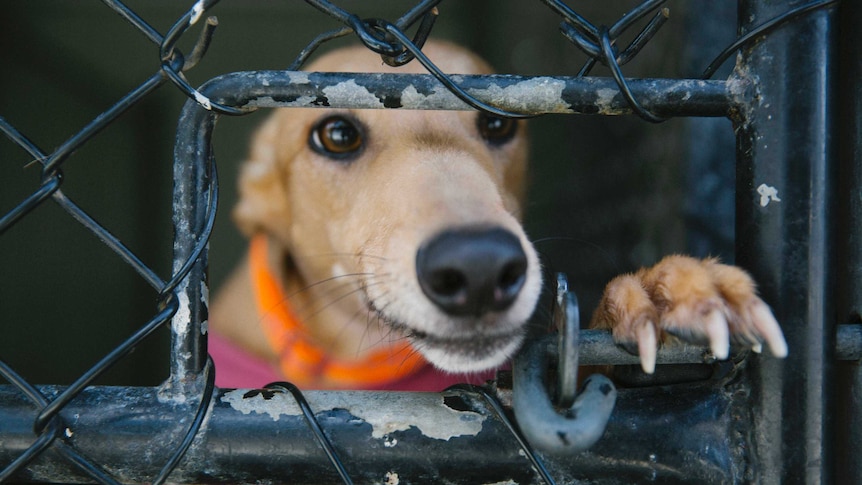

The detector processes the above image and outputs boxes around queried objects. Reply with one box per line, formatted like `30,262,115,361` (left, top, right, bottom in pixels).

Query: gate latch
512,273,617,454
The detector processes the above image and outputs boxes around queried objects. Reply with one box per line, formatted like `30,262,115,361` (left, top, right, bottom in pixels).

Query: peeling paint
288,72,311,85
323,80,384,109
384,471,399,485
248,95,320,109
193,90,213,111
757,183,781,207
467,77,567,113
200,281,209,305
595,88,619,114
200,281,209,335
669,80,696,102
173,291,190,335
222,390,485,441
400,84,468,110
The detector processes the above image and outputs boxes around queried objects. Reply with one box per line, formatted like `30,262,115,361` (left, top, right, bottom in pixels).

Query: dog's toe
591,274,661,373
735,298,788,358
591,255,787,374
707,260,788,358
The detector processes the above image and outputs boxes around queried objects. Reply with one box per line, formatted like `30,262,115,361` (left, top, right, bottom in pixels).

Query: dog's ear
233,113,295,242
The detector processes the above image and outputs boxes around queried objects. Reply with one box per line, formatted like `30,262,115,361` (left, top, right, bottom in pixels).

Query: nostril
416,227,529,317
428,268,468,299
499,260,527,291
496,260,527,301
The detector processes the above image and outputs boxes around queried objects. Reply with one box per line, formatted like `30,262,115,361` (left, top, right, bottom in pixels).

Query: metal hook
512,273,616,455
553,273,580,408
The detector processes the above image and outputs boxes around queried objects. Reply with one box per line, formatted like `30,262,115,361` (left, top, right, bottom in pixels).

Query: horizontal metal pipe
195,71,735,117
5,324,858,483
0,381,744,484
576,324,861,365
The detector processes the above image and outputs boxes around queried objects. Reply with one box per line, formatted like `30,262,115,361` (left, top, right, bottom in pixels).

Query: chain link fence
1,0,857,483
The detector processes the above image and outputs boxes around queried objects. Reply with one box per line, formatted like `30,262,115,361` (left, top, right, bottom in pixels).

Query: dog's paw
591,255,788,374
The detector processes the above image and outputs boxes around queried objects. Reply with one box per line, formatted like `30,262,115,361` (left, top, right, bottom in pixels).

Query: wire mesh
0,0,845,483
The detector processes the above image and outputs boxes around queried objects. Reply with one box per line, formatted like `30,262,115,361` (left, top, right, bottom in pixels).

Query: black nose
416,227,529,317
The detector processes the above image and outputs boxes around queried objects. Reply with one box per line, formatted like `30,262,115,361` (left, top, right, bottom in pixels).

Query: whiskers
289,269,428,376
260,250,415,360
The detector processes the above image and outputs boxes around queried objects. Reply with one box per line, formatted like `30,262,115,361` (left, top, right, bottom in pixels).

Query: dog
208,40,787,390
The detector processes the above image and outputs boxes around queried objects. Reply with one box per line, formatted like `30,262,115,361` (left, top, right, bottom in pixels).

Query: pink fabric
208,330,499,391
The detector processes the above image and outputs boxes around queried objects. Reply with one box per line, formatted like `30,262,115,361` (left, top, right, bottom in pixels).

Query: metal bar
168,102,218,394
834,0,862,482
560,326,861,366
733,1,837,483
196,71,733,116
0,382,747,484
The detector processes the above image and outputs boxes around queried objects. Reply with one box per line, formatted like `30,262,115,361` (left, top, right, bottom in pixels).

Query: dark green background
0,1,735,386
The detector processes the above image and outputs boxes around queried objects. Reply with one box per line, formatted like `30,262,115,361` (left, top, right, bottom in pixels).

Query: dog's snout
416,227,528,318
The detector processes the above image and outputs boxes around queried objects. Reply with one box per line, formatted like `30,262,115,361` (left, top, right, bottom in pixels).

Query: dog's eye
310,115,364,159
477,113,517,146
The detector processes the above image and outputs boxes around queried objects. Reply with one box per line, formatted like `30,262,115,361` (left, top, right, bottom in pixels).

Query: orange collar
249,234,427,389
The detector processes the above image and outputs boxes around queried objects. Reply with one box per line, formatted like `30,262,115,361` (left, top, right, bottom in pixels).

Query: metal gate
1,0,858,483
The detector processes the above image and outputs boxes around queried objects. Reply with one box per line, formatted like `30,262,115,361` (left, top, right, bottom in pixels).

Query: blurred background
0,1,736,386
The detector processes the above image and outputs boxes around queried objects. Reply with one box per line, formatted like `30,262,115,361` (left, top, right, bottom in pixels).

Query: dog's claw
704,309,730,360
636,321,658,374
751,301,788,358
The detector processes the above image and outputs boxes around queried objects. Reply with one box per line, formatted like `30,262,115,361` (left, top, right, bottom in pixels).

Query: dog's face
234,41,542,372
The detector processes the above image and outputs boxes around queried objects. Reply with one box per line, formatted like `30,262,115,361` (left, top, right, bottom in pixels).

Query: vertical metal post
168,101,217,395
835,0,862,482
734,0,836,483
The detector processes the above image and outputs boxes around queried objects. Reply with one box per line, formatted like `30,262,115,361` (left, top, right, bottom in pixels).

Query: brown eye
310,115,364,159
477,113,518,146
